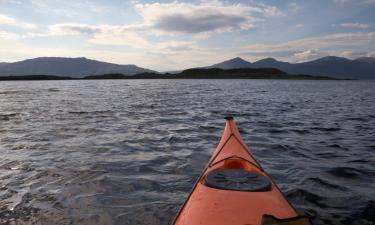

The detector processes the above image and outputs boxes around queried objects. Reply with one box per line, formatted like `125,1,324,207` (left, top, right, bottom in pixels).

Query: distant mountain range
209,56,375,79
0,56,374,79
0,57,154,78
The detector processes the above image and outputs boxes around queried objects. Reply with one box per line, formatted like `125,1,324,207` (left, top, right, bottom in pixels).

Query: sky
0,0,374,71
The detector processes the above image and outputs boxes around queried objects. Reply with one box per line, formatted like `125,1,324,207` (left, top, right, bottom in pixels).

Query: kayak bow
172,117,312,225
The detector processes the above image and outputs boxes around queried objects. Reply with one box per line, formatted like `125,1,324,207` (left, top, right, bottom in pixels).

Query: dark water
0,80,374,225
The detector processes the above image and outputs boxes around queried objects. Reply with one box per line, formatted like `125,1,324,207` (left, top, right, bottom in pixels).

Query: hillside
0,57,154,78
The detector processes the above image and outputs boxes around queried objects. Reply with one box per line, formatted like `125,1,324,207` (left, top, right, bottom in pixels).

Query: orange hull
172,117,306,225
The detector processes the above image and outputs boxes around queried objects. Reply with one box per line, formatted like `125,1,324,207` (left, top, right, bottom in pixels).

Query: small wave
326,167,362,178
289,129,311,134
47,88,60,92
304,177,344,190
0,91,25,95
345,117,368,122
312,127,341,132
0,113,19,120
286,188,328,208
68,110,113,114
328,144,349,151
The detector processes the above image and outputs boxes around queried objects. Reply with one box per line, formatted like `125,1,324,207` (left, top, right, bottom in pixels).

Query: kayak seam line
227,120,265,171
232,134,265,172
209,133,234,165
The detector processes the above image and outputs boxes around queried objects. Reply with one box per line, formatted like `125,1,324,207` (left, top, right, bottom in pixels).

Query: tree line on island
0,68,334,80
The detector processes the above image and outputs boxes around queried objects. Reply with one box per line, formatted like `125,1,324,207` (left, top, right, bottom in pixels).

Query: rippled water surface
0,80,374,225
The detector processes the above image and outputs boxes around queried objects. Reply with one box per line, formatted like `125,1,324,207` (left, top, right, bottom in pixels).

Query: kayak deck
173,117,312,225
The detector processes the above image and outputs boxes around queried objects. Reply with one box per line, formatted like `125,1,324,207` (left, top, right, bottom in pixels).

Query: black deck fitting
225,116,234,120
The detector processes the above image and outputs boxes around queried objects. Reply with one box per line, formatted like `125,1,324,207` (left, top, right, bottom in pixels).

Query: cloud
340,23,369,29
241,32,375,62
333,0,350,3
0,14,36,29
0,0,22,4
288,2,300,13
42,23,197,54
261,5,285,17
42,23,150,49
0,31,20,40
296,24,304,28
292,49,325,62
155,41,196,52
362,0,375,3
42,1,286,49
88,27,152,49
27,1,285,49
133,1,283,35
48,23,100,36
337,50,373,58
30,0,110,17
333,0,375,3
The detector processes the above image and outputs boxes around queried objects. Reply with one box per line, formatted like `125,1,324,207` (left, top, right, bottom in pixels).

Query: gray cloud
134,1,283,35
48,24,101,36
154,13,247,34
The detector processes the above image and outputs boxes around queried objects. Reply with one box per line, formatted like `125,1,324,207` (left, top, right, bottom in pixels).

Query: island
0,68,335,81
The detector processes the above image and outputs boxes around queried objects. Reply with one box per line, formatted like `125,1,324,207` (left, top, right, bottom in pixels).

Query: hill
0,57,154,78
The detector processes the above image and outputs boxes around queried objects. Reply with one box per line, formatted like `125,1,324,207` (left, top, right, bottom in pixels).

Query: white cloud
0,14,36,29
262,5,285,17
154,41,196,52
30,0,109,17
340,23,369,29
288,2,300,13
0,31,20,40
88,27,152,49
296,24,304,28
40,23,151,49
42,23,198,55
0,0,22,4
292,49,324,62
337,50,372,58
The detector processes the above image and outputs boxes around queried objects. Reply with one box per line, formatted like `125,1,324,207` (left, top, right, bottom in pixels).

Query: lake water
0,79,374,225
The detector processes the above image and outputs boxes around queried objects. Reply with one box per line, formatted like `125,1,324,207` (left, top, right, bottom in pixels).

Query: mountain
209,56,375,79
355,57,375,64
208,57,253,69
0,57,154,78
252,58,292,72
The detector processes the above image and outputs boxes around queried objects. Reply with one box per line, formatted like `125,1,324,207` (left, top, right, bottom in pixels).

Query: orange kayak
172,117,312,225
